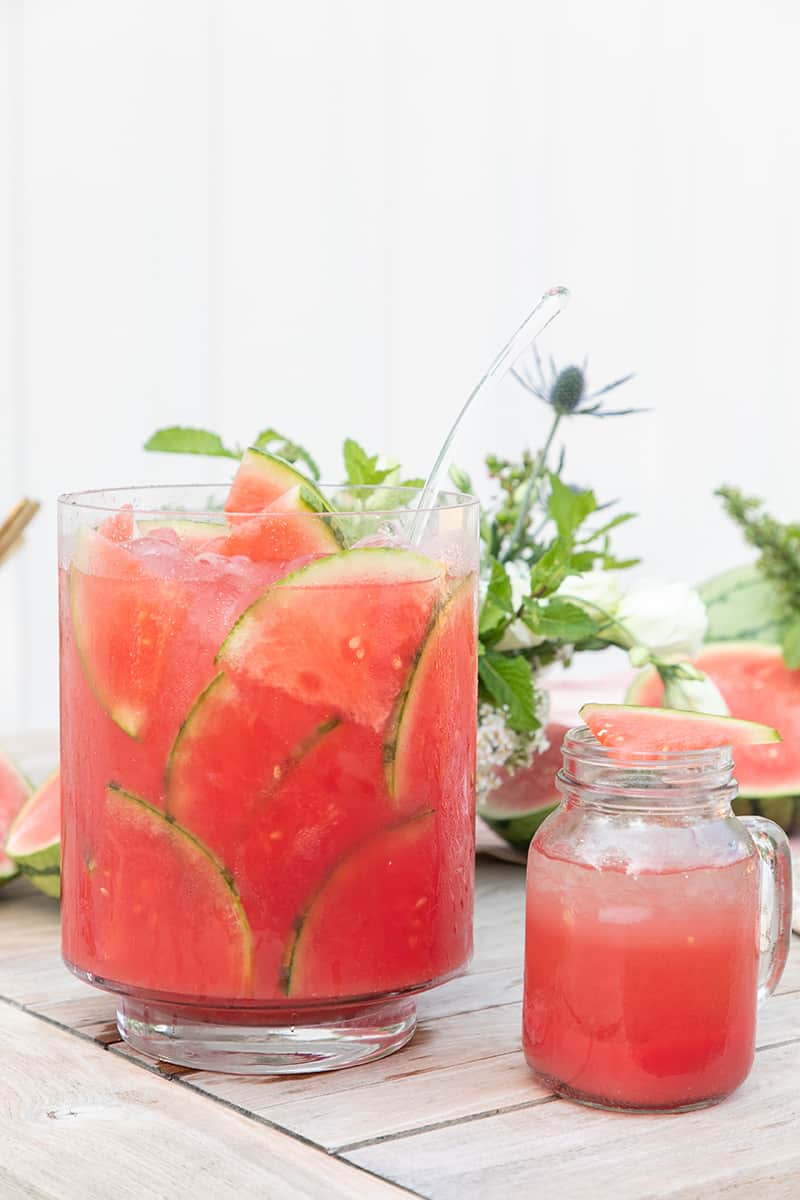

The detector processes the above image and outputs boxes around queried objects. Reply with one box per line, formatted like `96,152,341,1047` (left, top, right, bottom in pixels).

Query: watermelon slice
69,530,191,739
285,810,443,999
477,723,569,852
137,517,227,546
63,784,253,997
216,485,341,562
386,576,477,813
166,672,395,994
218,548,444,730
5,769,60,897
0,749,31,885
225,447,331,515
581,702,780,754
626,642,800,797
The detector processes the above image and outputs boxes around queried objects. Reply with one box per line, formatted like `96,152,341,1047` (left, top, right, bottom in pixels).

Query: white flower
616,581,707,661
494,560,545,651
506,559,532,609
558,571,624,618
662,672,730,716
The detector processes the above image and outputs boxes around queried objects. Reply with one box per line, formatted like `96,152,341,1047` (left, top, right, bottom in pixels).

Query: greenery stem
501,411,562,562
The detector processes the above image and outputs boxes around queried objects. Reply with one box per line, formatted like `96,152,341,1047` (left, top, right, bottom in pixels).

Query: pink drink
524,842,759,1110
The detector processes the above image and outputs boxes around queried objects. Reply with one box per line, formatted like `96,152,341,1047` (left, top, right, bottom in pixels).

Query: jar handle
739,816,794,1006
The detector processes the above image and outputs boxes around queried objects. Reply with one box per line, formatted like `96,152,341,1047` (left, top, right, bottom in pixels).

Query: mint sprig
144,427,241,459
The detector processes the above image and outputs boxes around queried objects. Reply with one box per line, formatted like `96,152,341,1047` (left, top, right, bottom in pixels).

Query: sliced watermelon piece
0,748,31,885
225,447,331,515
581,702,780,754
218,548,445,730
477,723,569,852
62,784,253,997
69,530,191,739
626,643,800,797
286,810,445,999
386,576,477,812
5,770,60,897
137,517,227,546
216,485,341,563
166,672,394,994
98,505,135,542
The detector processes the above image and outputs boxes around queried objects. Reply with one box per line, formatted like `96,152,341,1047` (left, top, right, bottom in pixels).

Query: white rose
505,559,532,610
558,571,624,617
662,672,730,716
616,581,707,661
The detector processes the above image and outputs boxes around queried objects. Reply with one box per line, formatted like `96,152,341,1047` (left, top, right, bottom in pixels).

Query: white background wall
2,0,800,733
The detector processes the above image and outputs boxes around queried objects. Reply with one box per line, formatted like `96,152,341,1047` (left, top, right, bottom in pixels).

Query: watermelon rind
137,517,227,541
0,749,32,886
581,702,780,748
226,447,334,516
5,769,61,898
479,803,557,853
699,564,786,645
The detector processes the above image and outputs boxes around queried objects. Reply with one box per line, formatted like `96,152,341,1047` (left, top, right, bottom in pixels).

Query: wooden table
3,854,800,1200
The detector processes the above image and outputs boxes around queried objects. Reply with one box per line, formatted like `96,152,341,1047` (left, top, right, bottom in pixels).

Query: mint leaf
144,427,240,459
523,597,598,642
548,475,597,539
253,428,320,480
342,439,396,487
478,652,538,733
782,617,800,669
479,559,517,638
529,540,572,597
448,464,473,494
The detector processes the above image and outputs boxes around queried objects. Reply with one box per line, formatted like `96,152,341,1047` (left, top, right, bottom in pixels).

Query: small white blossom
662,672,730,716
476,690,550,804
616,581,707,661
558,571,624,617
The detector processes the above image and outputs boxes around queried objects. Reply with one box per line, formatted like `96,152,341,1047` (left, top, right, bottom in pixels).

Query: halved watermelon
477,723,570,852
167,674,394,994
285,810,442,999
225,447,331,515
216,485,341,562
700,566,786,644
5,769,60,897
63,784,253,997
0,749,31,885
581,702,779,754
626,643,800,797
218,548,445,730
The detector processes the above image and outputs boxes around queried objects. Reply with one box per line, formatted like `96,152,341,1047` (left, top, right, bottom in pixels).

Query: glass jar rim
57,482,480,521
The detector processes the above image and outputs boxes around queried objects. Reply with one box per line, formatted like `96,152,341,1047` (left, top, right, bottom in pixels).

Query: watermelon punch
523,715,793,1112
58,467,479,1072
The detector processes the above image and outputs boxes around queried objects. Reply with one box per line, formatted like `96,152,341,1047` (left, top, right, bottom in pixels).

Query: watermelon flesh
62,785,253,998
5,769,61,897
0,749,31,884
626,643,799,796
287,811,454,998
61,464,478,1005
581,702,780,754
477,723,570,852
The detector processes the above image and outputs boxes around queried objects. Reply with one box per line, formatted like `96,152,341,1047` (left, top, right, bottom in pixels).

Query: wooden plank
0,1002,413,1199
346,1039,800,1200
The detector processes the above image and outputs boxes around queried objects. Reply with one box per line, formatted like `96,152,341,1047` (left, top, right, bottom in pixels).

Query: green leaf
448,464,473,494
253,428,321,480
478,652,538,733
580,511,637,541
342,439,395,486
782,617,800,669
144,427,240,459
548,474,597,539
523,597,598,642
400,477,426,489
529,540,572,597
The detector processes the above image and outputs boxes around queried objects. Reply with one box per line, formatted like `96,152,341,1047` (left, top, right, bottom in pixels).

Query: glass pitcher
523,726,793,1112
